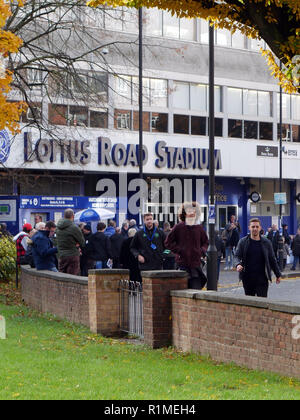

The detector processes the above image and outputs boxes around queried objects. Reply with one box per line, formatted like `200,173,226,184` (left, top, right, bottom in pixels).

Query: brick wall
171,290,300,379
21,267,89,327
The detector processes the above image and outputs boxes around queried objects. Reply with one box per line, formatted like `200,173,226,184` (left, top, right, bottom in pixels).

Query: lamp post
206,22,218,291
138,7,144,226
278,61,284,271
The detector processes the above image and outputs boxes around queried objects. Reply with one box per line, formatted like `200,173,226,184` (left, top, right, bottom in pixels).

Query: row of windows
115,76,300,120
55,6,266,52
24,67,300,121
16,102,300,142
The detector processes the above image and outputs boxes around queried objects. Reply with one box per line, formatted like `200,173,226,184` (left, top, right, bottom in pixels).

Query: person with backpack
13,223,33,266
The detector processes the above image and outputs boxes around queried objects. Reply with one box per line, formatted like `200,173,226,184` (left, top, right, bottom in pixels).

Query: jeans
292,255,299,270
225,247,233,269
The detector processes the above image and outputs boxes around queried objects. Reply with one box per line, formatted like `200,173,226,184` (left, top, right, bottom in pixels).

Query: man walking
56,208,85,275
130,213,166,271
235,218,281,298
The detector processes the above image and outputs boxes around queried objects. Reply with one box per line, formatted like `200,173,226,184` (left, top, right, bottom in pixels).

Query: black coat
130,227,166,271
86,231,112,262
292,234,300,257
267,230,280,253
120,237,141,283
235,235,281,282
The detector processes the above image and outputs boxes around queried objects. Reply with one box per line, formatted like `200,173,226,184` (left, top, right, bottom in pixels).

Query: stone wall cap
171,289,300,314
88,269,130,275
141,270,188,278
21,265,88,285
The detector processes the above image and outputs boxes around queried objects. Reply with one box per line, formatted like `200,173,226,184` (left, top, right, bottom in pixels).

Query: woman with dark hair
165,202,209,289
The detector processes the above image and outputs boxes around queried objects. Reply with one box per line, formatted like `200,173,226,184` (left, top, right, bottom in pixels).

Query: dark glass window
292,125,300,142
228,119,242,138
174,114,189,134
259,122,273,140
90,110,108,128
151,113,168,133
191,116,206,135
244,120,258,139
215,118,223,137
277,123,291,141
208,118,223,137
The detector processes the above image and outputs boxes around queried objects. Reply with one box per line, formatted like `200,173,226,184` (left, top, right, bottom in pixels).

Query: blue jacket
32,230,58,270
104,226,116,237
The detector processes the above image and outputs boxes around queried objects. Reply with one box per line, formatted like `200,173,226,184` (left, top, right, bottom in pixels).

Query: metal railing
119,280,143,338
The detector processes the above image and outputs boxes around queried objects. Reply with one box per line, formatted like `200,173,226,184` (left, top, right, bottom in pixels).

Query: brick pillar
88,269,129,336
142,270,188,349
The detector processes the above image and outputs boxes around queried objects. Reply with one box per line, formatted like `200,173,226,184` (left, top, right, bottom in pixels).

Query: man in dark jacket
130,213,166,271
267,224,280,255
291,228,300,270
235,218,281,298
110,227,125,268
32,221,58,271
56,208,85,275
87,222,113,269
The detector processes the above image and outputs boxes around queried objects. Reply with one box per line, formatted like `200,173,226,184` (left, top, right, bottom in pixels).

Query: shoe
290,267,296,271
224,267,228,271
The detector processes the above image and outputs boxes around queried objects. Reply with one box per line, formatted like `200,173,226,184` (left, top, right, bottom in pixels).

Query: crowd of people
5,204,300,299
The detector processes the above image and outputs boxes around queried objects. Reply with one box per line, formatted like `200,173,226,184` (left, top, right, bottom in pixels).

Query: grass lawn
0,284,300,400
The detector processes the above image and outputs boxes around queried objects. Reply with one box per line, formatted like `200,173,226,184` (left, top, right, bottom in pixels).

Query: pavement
212,262,300,305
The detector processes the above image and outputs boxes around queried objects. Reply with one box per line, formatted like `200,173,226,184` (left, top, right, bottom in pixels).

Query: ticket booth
0,196,19,235
19,195,118,231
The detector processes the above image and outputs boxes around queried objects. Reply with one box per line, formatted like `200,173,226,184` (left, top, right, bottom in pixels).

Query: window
231,30,245,49
200,19,209,44
244,120,258,139
90,109,108,128
228,119,242,138
191,116,206,135
173,82,189,109
69,106,88,127
145,8,162,36
191,84,206,111
151,113,168,132
278,123,292,141
115,75,168,107
244,89,258,116
180,18,196,41
278,94,291,120
292,95,300,120
258,91,272,117
48,104,68,126
163,11,179,38
208,118,223,137
216,28,230,47
228,88,243,114
174,114,189,134
259,122,273,140
292,125,300,142
150,79,168,107
115,110,131,130
133,111,150,131
115,76,132,105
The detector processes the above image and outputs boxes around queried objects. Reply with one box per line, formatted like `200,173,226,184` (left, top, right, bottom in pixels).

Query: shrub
0,233,16,282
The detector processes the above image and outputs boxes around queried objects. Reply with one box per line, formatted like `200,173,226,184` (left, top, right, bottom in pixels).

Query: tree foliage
0,0,26,133
88,0,300,92
0,232,16,282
